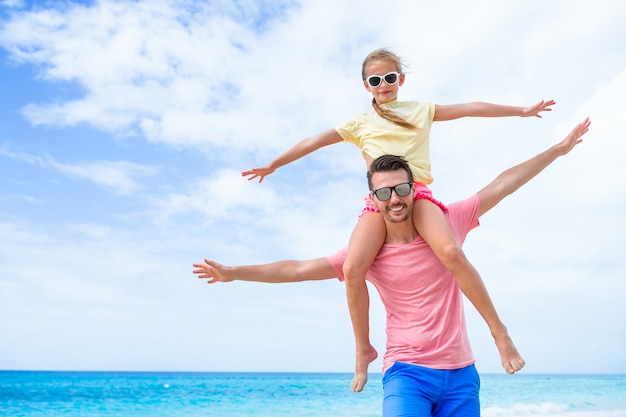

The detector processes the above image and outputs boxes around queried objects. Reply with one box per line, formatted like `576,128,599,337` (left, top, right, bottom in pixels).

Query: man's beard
382,204,410,223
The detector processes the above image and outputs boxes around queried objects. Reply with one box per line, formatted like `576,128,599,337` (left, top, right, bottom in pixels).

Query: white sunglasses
365,71,400,88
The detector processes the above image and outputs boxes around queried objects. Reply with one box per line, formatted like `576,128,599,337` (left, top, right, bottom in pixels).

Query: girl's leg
343,211,384,392
412,199,525,374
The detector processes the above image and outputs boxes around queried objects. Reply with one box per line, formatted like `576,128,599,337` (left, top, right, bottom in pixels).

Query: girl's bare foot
351,344,378,392
494,331,525,374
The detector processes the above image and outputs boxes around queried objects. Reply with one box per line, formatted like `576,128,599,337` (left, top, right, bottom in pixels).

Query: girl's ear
363,79,371,92
399,73,406,86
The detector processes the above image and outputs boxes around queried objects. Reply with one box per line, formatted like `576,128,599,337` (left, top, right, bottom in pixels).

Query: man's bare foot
494,331,525,374
351,345,378,392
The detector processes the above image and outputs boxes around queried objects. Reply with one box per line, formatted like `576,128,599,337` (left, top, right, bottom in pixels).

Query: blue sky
1,0,625,375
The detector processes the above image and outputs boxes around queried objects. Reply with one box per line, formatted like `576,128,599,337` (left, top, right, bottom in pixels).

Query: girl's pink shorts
359,182,448,220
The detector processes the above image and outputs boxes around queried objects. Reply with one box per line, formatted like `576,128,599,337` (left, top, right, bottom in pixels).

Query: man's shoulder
447,194,479,212
445,194,480,231
326,247,348,281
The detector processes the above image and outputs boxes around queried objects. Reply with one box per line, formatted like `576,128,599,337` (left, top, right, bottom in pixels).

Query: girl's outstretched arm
433,99,555,121
242,129,343,182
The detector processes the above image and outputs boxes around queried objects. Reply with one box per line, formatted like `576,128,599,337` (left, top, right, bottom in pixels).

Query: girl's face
363,59,405,105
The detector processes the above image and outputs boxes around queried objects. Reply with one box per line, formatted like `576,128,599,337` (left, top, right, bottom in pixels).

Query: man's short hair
367,155,414,189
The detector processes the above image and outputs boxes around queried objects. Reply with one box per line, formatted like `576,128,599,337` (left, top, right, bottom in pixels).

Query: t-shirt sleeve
409,101,436,126
326,247,348,282
334,114,361,145
445,194,480,245
428,101,436,123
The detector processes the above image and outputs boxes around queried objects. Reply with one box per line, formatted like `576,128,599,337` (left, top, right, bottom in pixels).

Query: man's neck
383,219,418,245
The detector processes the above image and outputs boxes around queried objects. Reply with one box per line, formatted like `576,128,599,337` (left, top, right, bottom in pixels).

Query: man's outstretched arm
192,257,337,284
477,118,590,217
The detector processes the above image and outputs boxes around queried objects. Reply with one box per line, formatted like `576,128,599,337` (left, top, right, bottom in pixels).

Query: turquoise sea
1,371,625,417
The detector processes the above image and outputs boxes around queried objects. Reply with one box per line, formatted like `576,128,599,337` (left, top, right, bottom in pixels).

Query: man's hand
553,117,591,155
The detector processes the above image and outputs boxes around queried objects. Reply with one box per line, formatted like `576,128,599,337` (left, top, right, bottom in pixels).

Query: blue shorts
382,362,480,417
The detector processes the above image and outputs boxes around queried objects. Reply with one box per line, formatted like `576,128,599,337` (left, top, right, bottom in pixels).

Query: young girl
242,48,554,392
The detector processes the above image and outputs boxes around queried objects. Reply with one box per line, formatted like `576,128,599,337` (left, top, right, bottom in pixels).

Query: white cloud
0,146,158,195
50,159,158,195
0,1,302,147
0,0,24,8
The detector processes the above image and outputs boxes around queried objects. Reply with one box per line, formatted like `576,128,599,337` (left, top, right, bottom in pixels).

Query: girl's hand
192,259,234,284
241,165,275,183
521,99,556,118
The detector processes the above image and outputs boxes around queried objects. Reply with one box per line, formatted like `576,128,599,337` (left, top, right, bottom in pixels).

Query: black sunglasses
371,182,413,201
365,71,400,88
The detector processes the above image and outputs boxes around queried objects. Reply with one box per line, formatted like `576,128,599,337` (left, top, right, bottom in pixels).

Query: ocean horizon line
2,369,624,376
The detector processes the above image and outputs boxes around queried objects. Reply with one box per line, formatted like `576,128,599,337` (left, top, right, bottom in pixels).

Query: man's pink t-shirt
327,195,481,373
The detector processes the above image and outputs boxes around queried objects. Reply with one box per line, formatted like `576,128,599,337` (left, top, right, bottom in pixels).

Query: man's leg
382,362,441,417
432,365,480,417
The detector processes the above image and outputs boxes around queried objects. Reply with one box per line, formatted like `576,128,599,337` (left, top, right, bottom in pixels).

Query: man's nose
389,189,402,202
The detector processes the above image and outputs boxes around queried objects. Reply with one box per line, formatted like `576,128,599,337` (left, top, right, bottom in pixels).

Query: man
193,119,590,417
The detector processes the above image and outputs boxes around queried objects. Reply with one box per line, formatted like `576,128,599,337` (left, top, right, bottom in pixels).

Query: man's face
369,169,414,224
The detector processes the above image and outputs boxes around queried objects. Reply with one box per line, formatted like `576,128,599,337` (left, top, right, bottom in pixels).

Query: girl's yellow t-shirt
334,100,436,184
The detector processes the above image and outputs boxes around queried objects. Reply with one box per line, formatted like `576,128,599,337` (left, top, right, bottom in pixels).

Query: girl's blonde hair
361,48,417,130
